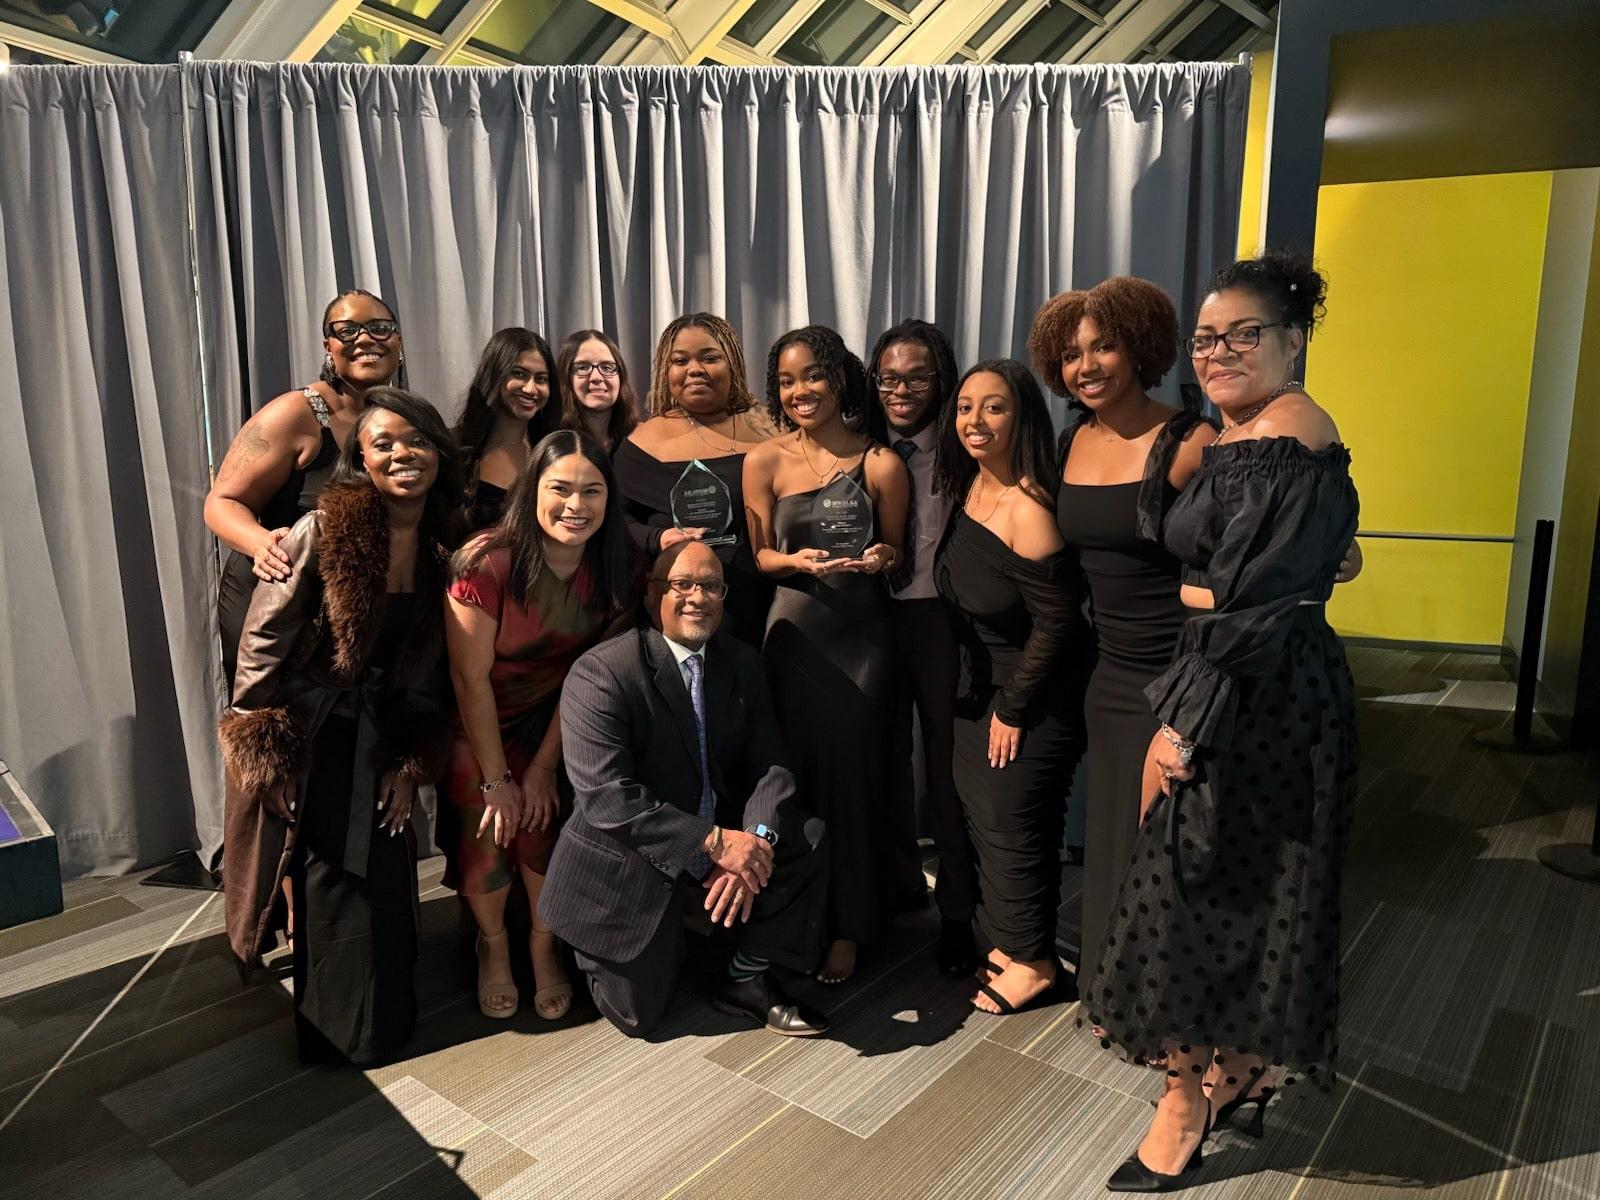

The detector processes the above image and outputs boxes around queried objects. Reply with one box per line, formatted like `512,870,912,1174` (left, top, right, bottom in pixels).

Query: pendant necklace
798,433,844,484
684,409,739,454
970,473,1016,523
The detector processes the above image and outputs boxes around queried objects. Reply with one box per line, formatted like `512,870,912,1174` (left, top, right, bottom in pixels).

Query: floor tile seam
0,910,229,993
147,1063,319,1149
0,892,218,1137
377,1076,545,1170
1489,1018,1555,1200
654,1101,794,1200
0,981,291,1096
0,896,130,962
1283,1060,1368,1200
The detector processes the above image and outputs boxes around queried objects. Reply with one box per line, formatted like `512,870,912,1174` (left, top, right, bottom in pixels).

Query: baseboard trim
1341,635,1500,654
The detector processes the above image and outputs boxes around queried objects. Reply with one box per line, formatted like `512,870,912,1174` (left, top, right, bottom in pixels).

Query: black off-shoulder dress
936,510,1088,964
1082,436,1359,1088
1055,411,1209,984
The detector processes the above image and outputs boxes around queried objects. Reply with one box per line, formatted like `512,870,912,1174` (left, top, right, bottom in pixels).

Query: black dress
612,438,774,646
218,388,338,686
1055,413,1206,983
763,464,896,946
1083,437,1359,1088
935,510,1087,963
292,591,422,1066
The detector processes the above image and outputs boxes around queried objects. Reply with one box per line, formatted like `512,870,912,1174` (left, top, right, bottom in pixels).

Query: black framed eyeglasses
572,361,620,378
325,319,401,343
658,577,728,599
872,371,936,394
1185,322,1289,359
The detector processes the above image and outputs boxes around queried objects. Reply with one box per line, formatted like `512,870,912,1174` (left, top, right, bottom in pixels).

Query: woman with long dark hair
743,325,908,985
1086,252,1359,1191
611,313,774,645
454,327,557,533
933,359,1088,1017
219,387,459,1065
207,289,406,683
1030,279,1216,995
443,430,639,1021
556,328,638,454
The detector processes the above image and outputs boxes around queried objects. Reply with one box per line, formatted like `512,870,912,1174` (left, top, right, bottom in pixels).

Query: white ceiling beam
703,36,779,65
586,0,676,43
420,0,498,64
668,0,761,65
0,15,131,63
1073,0,1191,64
754,0,828,57
876,0,1005,65
975,0,1050,60
1056,0,1110,27
347,7,444,48
193,0,362,61
1214,0,1274,31
1150,0,1216,56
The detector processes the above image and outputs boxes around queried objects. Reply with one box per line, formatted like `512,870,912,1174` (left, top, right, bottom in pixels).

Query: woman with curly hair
743,325,908,983
453,328,557,534
555,328,638,455
1028,278,1215,996
1085,252,1360,1190
612,313,773,644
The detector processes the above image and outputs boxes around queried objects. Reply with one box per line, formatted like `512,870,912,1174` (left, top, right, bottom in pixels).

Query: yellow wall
1236,50,1272,259
1310,173,1551,643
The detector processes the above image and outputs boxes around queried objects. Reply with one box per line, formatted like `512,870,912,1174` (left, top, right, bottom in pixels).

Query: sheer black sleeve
1146,439,1358,748
994,549,1079,726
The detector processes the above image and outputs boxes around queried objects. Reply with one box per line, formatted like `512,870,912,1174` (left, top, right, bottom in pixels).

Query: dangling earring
323,352,334,374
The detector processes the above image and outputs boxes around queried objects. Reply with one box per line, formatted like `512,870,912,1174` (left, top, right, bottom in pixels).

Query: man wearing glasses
866,319,979,979
541,541,831,1038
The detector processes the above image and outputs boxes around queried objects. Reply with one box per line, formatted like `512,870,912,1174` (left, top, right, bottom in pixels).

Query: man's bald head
648,540,726,648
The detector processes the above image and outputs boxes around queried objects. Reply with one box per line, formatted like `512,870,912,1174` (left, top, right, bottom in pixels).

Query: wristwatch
751,823,779,848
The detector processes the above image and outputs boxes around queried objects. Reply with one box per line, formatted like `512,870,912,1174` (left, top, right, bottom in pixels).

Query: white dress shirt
662,634,705,694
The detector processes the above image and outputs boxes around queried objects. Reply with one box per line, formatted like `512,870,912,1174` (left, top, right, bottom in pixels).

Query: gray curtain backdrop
1,60,1247,877
0,66,223,876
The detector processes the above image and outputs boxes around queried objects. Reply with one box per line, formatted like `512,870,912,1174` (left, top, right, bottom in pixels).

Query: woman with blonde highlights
612,313,774,644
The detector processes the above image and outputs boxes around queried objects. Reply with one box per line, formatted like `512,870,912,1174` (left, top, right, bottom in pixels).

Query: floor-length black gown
1083,436,1359,1087
762,464,896,946
936,509,1087,964
292,592,421,1066
1054,413,1204,983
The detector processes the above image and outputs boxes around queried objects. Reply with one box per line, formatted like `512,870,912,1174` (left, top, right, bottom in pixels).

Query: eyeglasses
872,372,936,394
572,361,620,379
657,577,728,599
326,319,400,343
1185,323,1289,359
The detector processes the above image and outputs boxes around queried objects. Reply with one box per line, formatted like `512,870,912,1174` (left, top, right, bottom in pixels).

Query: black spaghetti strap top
258,387,338,530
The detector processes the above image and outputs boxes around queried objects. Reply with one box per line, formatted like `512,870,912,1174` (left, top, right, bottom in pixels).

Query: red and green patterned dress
442,546,616,894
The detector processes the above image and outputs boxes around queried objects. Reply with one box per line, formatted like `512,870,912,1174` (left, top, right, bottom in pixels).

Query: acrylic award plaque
670,459,737,546
814,471,874,559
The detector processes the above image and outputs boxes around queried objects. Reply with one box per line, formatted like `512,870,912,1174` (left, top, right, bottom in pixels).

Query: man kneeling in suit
541,541,831,1038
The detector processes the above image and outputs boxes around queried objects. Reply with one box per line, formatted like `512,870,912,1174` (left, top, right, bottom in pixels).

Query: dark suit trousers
575,815,829,1038
889,597,975,921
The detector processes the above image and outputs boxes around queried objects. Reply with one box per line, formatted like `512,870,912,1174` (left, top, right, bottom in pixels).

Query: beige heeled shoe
476,928,519,1020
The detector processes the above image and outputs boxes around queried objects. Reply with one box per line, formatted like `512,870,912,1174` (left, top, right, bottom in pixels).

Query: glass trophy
815,471,874,559
670,460,737,546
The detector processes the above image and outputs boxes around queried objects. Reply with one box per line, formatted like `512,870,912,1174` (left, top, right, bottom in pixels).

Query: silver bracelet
1159,725,1196,766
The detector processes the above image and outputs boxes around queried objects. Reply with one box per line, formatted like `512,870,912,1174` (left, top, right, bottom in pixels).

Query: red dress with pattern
442,547,615,893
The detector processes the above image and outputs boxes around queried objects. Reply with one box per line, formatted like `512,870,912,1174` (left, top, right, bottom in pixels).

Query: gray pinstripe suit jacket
539,626,798,964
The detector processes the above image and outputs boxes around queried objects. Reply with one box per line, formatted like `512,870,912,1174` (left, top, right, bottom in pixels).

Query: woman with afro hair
743,325,908,984
1028,277,1215,1004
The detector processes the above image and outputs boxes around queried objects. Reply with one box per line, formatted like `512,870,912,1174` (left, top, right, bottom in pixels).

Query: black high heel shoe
1213,1084,1274,1139
1106,1100,1211,1193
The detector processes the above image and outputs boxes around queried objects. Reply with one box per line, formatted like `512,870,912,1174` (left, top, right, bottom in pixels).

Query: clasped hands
1145,726,1197,801
702,827,775,927
476,762,561,847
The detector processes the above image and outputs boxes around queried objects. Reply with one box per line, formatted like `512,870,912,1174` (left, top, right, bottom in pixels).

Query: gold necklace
797,433,844,483
682,409,739,454
969,473,1016,523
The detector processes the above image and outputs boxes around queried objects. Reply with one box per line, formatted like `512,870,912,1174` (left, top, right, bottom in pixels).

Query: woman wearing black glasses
556,329,638,455
1085,251,1360,1192
206,289,406,686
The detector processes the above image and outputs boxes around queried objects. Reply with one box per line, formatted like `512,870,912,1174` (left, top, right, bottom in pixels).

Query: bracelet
1159,725,1196,767
479,770,513,794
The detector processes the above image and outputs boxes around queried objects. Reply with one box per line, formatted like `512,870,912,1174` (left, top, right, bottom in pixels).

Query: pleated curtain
0,60,1248,876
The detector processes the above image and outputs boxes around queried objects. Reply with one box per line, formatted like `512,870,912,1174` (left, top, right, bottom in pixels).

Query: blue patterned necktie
887,439,918,591
683,653,715,823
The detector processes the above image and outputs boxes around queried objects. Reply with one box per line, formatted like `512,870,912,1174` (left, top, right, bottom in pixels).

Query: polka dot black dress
1082,436,1359,1089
